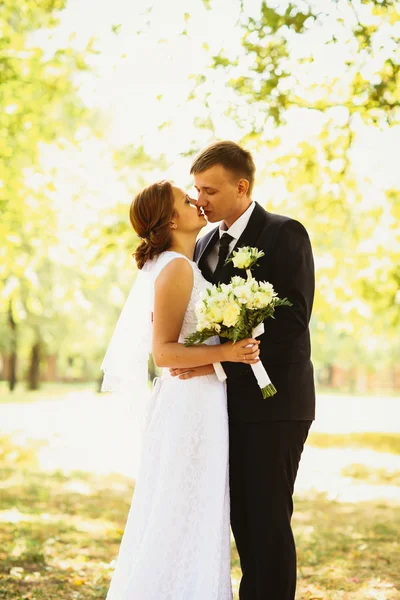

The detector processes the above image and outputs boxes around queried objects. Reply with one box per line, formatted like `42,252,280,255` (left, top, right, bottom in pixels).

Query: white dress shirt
206,202,256,273
206,202,256,382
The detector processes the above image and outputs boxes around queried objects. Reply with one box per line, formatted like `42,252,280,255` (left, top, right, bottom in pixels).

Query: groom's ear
237,178,249,198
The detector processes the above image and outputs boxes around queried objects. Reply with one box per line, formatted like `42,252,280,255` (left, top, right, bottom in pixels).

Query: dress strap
152,251,195,281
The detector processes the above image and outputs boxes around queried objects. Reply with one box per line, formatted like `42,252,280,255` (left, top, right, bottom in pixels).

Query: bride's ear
170,222,177,230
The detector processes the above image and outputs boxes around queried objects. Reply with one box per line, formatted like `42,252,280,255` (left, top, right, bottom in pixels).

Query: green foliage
0,0,95,386
113,144,169,194
1,1,167,385
212,0,400,128
201,0,400,372
2,0,399,386
96,144,171,256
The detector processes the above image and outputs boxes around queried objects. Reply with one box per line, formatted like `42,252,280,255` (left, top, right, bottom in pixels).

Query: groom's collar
214,202,268,283
197,201,267,278
218,201,256,242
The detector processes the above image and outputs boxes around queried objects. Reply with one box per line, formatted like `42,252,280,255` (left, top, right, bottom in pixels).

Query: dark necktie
214,233,234,275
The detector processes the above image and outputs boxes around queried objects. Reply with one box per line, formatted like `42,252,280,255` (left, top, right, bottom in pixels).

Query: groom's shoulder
196,226,218,249
261,207,309,237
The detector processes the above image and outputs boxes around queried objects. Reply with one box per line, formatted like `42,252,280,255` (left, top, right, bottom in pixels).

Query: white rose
232,248,252,270
251,291,273,308
259,281,275,294
207,302,224,323
231,275,246,287
220,283,232,295
211,291,227,305
222,301,241,327
197,316,212,331
232,283,254,305
259,281,277,304
195,302,213,329
207,286,218,298
195,300,207,318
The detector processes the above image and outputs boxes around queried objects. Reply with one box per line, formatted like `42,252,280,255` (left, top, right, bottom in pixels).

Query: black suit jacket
194,202,316,423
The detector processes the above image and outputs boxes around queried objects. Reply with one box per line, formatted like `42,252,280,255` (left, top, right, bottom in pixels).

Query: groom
171,141,315,600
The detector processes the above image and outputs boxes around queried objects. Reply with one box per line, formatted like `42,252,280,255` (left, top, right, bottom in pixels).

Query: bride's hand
169,364,215,380
221,338,260,364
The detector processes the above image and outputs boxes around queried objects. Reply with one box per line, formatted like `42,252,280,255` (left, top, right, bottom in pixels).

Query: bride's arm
152,258,259,369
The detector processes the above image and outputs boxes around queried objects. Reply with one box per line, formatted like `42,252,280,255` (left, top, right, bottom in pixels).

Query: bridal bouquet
185,247,292,398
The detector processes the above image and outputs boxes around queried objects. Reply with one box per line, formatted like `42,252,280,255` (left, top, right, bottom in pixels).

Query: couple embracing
101,140,315,600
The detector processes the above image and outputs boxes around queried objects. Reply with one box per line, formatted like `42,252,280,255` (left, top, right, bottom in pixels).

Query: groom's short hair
190,141,256,194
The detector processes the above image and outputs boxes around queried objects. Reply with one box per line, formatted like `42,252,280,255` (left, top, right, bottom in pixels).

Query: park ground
0,383,399,600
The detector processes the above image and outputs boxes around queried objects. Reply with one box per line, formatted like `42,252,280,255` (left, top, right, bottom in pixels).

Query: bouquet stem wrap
248,322,277,398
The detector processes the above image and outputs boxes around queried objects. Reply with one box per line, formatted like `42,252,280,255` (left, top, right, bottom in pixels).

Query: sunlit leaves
0,0,94,386
204,0,400,370
211,0,400,128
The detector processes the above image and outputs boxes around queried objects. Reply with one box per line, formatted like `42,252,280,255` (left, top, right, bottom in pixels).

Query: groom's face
193,164,242,225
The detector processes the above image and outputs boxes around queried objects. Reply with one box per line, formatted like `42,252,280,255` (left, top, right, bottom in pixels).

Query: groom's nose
195,194,207,208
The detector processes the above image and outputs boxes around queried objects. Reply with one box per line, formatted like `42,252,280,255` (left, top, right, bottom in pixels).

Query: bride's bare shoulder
154,254,194,292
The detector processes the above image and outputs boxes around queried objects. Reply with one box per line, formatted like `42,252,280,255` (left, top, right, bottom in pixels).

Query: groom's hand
169,364,215,380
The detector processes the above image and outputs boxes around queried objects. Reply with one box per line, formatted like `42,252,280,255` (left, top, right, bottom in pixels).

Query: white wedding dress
105,251,232,600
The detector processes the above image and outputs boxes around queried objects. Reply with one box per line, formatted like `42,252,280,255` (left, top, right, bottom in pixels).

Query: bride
101,180,260,600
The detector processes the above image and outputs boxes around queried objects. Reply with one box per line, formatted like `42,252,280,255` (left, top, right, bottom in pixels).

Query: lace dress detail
105,252,232,600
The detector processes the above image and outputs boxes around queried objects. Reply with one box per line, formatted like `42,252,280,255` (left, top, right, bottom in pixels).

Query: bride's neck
169,234,197,261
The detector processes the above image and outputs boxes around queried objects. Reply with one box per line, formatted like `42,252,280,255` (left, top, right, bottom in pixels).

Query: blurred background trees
1,0,399,392
193,0,400,389
1,0,92,389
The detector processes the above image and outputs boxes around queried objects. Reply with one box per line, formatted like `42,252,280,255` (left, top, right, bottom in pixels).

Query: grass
308,432,400,455
293,495,400,599
0,382,97,404
230,493,400,600
341,463,400,486
1,383,400,600
315,386,400,398
0,433,131,599
1,433,399,599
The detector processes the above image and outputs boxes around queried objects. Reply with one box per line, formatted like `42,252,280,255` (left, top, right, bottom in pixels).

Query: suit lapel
197,227,219,281
218,203,268,284
197,203,269,284
234,202,267,250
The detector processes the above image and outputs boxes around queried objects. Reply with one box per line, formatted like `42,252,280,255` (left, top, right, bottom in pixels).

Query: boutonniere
226,246,264,279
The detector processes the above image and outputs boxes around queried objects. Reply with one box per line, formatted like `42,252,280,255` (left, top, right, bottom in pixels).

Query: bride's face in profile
171,186,207,234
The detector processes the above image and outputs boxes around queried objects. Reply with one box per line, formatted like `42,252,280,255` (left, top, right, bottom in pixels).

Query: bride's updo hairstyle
130,180,176,270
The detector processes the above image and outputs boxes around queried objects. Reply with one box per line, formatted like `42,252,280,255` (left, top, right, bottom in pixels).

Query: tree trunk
44,354,58,381
8,299,17,392
27,338,41,391
326,364,334,387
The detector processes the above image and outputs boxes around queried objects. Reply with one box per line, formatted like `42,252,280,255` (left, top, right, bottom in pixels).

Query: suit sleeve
262,219,315,354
